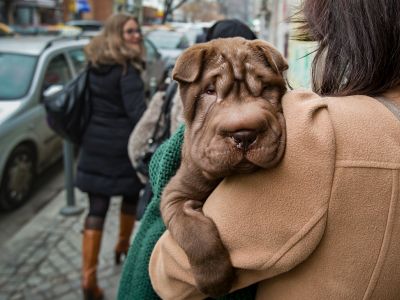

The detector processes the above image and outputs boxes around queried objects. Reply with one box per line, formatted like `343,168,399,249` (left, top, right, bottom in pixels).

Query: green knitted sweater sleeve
117,125,257,300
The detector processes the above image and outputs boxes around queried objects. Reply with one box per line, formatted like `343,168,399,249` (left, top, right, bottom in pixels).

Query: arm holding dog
160,136,235,297
151,90,335,300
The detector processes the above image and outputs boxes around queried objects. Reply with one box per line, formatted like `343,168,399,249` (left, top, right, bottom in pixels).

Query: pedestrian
145,0,400,299
76,13,146,300
118,19,259,300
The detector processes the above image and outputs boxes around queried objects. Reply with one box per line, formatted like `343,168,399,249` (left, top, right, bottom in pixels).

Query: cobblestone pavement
0,190,137,300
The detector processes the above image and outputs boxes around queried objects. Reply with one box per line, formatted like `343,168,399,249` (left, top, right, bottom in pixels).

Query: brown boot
82,222,104,300
114,213,136,265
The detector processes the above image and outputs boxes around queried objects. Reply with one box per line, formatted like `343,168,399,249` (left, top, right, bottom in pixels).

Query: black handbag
44,66,91,144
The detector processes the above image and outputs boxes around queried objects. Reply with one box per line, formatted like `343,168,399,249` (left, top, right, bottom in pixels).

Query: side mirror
43,84,63,99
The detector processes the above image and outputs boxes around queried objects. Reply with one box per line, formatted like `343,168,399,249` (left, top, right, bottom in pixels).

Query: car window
43,54,72,90
0,53,37,100
69,48,87,73
144,39,157,62
147,30,186,50
177,36,189,49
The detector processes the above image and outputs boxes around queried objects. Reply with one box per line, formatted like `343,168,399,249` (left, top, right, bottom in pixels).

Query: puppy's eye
205,85,216,95
262,85,273,93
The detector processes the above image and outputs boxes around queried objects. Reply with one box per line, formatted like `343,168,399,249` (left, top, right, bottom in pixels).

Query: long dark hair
293,0,400,96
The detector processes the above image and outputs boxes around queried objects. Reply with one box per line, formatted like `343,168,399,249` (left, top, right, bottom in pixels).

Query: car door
67,47,87,74
144,38,166,95
36,52,73,165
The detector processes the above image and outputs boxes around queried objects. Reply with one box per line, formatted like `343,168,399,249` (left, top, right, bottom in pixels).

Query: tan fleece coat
149,89,400,300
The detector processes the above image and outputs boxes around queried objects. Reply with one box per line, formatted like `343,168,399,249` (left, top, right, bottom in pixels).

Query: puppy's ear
172,44,207,83
251,40,288,74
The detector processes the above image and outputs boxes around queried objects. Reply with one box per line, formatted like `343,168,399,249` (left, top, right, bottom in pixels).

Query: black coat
76,63,146,196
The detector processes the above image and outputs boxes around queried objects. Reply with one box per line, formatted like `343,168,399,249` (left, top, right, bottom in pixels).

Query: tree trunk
162,0,188,24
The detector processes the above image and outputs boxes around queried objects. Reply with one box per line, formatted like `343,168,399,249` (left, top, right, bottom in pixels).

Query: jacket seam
337,160,400,169
362,169,398,299
262,204,328,269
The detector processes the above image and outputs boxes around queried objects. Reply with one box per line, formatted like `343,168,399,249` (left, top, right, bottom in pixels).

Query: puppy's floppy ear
172,44,207,83
251,40,288,74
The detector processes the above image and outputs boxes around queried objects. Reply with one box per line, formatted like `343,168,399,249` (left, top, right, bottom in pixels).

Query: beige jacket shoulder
149,90,400,300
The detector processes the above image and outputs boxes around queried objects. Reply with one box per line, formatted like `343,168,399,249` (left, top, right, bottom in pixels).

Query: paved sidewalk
0,189,137,300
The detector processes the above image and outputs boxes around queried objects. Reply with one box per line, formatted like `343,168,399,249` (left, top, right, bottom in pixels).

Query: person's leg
114,195,138,264
82,194,110,300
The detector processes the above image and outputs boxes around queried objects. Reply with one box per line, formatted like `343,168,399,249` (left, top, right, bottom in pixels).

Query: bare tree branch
172,0,188,10
162,0,189,23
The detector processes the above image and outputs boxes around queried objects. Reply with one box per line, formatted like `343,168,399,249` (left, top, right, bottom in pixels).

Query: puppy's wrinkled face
173,37,288,179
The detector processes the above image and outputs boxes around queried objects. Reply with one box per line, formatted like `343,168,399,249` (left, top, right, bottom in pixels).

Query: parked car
11,24,82,37
0,22,14,36
65,20,103,32
169,21,214,45
143,37,167,96
145,29,190,75
0,34,166,211
0,36,89,210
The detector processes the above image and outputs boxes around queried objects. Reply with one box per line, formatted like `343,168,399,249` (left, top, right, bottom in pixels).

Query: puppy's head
173,37,287,179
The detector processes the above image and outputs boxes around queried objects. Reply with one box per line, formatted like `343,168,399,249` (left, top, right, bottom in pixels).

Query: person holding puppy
138,1,400,299
76,13,146,300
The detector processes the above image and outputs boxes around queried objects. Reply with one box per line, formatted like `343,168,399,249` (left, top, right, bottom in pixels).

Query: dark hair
206,19,257,42
293,0,400,96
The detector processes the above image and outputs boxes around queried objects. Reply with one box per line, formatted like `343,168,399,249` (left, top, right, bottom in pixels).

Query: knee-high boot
82,217,104,300
114,212,136,265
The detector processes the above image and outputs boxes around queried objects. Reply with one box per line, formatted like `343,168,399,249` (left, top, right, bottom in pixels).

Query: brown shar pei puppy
160,37,288,298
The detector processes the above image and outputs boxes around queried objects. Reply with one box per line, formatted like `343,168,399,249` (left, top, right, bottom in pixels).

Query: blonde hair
85,13,145,72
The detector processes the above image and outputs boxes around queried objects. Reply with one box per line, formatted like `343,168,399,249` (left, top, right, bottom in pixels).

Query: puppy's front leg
161,163,235,298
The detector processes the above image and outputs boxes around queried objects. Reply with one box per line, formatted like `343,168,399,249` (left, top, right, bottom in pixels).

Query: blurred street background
0,0,314,299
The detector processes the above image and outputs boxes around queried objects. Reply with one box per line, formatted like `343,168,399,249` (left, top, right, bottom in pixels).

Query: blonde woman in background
76,13,146,300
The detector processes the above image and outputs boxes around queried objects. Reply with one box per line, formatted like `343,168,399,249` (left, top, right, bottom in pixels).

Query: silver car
146,29,189,76
0,36,89,210
0,34,166,211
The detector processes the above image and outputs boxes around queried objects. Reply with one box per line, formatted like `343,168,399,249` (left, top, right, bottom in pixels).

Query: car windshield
0,53,37,100
147,31,183,50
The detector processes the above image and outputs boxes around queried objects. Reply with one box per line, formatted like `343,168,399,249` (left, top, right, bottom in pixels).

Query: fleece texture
149,90,400,299
118,125,257,299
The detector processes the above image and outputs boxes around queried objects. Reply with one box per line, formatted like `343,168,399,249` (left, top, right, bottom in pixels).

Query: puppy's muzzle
229,130,257,151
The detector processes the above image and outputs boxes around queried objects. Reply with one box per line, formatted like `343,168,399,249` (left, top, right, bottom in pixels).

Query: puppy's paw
193,255,235,298
187,217,235,298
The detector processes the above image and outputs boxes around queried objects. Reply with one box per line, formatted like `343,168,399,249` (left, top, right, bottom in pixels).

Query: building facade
0,0,9,22
2,0,62,25
255,0,313,89
219,0,254,24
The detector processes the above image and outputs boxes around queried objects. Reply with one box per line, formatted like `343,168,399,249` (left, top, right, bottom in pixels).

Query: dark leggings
85,193,138,230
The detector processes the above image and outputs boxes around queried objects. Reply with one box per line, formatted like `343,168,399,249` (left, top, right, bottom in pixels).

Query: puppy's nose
231,130,257,150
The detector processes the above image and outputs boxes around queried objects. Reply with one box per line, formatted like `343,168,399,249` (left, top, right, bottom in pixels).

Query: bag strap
374,96,400,121
150,81,178,141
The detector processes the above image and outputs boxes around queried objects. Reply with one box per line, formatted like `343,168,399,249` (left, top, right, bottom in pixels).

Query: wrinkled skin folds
160,37,288,298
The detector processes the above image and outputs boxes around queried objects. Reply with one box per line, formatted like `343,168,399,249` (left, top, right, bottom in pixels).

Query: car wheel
0,144,36,211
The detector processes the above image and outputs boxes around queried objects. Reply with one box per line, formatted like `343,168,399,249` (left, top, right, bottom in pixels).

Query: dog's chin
245,143,284,169
198,159,258,180
195,143,283,179
231,160,260,173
